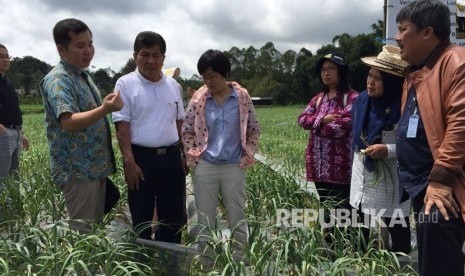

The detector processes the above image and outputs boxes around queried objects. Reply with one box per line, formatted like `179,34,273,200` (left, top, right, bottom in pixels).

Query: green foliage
247,107,417,275
177,76,203,97
256,106,308,173
371,20,385,39
91,68,116,96
19,104,43,115
8,56,52,96
0,113,162,275
119,58,136,75
332,32,383,92
1,108,418,275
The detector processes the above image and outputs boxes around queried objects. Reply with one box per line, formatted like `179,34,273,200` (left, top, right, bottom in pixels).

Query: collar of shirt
135,68,166,84
59,59,88,76
206,85,238,100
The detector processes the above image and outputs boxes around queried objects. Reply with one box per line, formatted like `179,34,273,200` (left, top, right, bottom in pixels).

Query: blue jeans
0,128,21,179
129,145,186,242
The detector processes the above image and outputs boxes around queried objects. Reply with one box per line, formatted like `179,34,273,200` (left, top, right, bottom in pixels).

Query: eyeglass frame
320,66,338,73
0,54,12,60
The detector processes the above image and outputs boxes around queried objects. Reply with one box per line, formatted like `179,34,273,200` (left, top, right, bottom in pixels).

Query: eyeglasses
321,67,338,73
0,54,11,60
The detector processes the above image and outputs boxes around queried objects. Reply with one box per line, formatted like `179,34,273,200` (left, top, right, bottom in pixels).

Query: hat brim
361,56,405,77
316,57,348,73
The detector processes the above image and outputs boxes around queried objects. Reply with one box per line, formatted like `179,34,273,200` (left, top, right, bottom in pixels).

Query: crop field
0,106,417,275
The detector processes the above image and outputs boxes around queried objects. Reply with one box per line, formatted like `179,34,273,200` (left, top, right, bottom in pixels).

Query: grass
20,104,44,115
0,106,418,275
255,106,308,175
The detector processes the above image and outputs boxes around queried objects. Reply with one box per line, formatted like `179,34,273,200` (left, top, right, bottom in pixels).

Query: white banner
386,0,465,46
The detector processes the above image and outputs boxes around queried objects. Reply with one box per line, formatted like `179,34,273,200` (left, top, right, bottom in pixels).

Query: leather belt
132,141,182,155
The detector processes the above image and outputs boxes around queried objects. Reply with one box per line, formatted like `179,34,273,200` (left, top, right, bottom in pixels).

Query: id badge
406,114,419,138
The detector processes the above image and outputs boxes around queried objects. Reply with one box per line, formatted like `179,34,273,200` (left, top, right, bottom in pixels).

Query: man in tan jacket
395,1,465,275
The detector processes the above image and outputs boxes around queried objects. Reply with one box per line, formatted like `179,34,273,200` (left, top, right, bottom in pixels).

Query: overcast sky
0,0,383,78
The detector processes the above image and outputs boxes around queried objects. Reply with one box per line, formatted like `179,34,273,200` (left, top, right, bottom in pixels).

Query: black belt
132,141,182,155
4,125,22,130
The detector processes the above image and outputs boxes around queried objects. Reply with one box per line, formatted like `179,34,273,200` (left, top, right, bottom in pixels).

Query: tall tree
120,58,136,75
257,42,281,76
8,21,385,105
92,68,115,96
226,47,246,81
9,56,52,96
371,20,384,40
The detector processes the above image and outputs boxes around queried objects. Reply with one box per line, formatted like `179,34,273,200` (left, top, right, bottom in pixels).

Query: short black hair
0,44,6,50
53,18,92,48
133,31,166,55
197,49,231,78
396,0,450,40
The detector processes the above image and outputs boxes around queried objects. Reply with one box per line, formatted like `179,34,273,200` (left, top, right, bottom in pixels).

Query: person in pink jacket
182,49,260,265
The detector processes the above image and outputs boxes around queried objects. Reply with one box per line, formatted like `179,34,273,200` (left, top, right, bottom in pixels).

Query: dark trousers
382,216,411,254
315,181,351,210
315,182,354,247
357,210,411,254
129,146,186,242
412,188,465,276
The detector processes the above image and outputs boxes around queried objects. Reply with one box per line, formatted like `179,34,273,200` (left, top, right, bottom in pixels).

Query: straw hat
360,45,408,77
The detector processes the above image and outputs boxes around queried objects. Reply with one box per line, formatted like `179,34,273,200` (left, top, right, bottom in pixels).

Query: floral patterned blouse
298,89,358,184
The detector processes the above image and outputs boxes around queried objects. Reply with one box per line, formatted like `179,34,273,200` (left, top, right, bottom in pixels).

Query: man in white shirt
112,31,186,242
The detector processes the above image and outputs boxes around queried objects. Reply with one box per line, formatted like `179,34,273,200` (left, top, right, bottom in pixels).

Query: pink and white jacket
181,82,260,168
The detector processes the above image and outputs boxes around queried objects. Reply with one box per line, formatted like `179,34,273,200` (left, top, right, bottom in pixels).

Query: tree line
9,21,383,105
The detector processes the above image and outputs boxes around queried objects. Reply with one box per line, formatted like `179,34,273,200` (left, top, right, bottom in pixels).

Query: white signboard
386,0,465,47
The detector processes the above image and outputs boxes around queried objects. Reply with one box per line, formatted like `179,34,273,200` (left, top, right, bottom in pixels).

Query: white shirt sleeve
386,144,396,159
112,79,131,123
176,84,186,120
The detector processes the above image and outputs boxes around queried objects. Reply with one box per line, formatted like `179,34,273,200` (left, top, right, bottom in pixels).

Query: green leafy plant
359,131,394,202
0,107,417,275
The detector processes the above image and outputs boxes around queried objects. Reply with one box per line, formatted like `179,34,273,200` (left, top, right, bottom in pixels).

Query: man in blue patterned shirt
40,18,123,234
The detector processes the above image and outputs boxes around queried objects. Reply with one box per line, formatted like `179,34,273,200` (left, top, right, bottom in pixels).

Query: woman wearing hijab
350,45,411,254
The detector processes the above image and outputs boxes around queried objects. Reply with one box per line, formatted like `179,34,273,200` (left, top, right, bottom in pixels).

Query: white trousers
193,159,247,259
